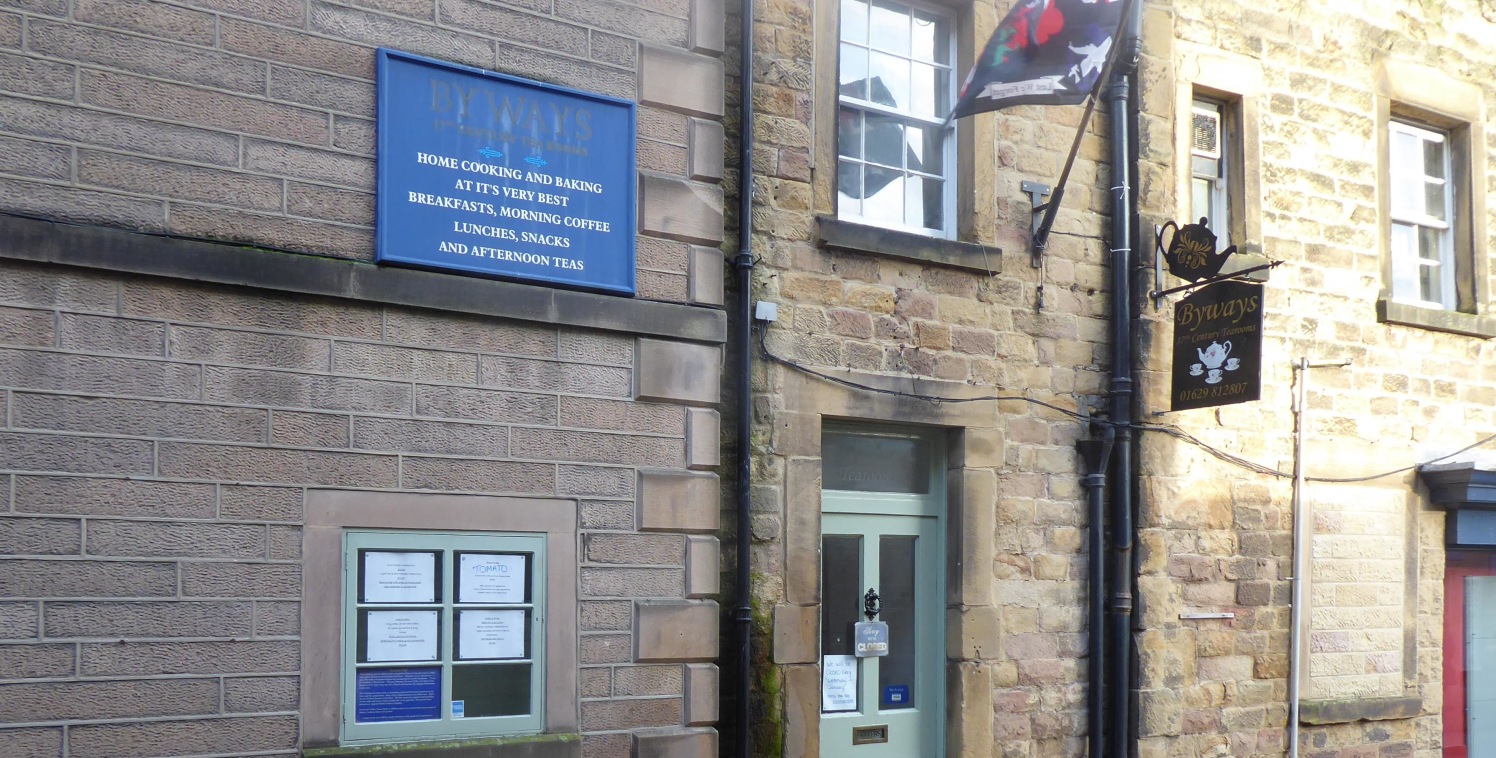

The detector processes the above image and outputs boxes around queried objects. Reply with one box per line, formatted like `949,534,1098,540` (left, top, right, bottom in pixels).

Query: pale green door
819,428,944,758
1468,576,1496,754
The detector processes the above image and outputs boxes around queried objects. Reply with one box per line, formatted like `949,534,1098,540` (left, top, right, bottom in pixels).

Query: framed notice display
457,553,527,604
376,49,637,294
364,610,440,662
362,551,437,604
457,609,527,660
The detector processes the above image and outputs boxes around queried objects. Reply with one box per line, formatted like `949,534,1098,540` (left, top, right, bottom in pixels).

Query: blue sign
355,667,441,723
376,49,637,295
883,684,911,707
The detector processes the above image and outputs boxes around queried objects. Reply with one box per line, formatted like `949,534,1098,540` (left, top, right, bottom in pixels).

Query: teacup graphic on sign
1193,341,1235,385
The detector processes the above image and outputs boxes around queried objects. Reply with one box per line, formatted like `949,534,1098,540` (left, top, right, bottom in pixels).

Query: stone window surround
768,366,1003,757
811,0,1003,266
1171,42,1265,262
302,490,580,755
1373,60,1496,339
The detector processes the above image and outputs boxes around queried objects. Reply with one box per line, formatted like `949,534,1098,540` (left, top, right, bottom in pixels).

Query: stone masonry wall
0,0,728,305
1137,2,1496,757
0,254,723,757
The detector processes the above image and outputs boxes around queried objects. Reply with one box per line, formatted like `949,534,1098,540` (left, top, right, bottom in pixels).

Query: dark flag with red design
949,0,1127,119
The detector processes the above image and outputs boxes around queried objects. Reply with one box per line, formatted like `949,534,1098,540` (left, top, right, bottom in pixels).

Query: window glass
822,431,931,494
342,532,545,744
1189,98,1231,249
838,0,954,236
1388,120,1455,309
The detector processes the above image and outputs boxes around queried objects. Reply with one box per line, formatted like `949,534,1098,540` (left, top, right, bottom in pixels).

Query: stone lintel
637,469,720,533
635,601,720,661
1298,695,1423,725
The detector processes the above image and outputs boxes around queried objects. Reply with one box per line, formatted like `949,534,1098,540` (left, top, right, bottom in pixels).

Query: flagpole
1028,0,1140,263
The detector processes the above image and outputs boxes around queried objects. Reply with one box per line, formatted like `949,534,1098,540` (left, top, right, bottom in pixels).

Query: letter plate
852,725,888,745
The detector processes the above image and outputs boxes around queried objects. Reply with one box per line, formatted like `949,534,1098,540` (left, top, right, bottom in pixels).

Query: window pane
1393,129,1420,178
904,123,942,175
841,0,868,42
822,432,930,493
838,160,864,215
456,609,529,660
869,0,910,54
358,609,441,663
869,52,908,109
863,166,904,223
1424,137,1446,179
911,10,948,62
838,108,863,159
452,663,532,718
1191,177,1211,226
1419,226,1446,262
906,175,943,231
839,44,869,99
1391,223,1418,301
878,536,917,710
1425,180,1447,220
864,112,903,167
1391,172,1420,217
910,63,947,117
1420,260,1441,304
355,667,442,723
821,536,862,656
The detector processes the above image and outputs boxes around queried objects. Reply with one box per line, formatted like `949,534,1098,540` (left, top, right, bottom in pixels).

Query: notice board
376,49,637,294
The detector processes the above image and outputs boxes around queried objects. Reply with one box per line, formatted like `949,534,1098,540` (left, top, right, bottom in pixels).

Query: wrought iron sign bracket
1021,180,1053,268
1148,261,1282,308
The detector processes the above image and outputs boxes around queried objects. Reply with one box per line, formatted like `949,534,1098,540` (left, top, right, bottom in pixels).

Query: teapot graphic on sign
1197,340,1232,369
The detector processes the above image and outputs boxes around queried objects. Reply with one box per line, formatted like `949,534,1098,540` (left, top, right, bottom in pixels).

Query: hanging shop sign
375,49,637,295
1158,217,1237,282
1171,279,1263,411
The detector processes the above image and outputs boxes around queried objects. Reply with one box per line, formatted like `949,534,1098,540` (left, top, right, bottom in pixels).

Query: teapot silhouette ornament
1158,217,1237,282
1197,340,1232,369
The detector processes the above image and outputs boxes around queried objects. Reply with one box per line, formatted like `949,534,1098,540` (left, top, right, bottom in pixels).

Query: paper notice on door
457,609,526,660
363,551,437,603
366,610,440,662
821,654,858,712
458,553,526,604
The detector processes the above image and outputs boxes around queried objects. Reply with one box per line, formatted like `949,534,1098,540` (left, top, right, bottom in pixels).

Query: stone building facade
0,2,730,758
739,2,1496,758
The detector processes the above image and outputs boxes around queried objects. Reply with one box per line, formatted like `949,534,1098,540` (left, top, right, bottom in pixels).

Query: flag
949,0,1128,120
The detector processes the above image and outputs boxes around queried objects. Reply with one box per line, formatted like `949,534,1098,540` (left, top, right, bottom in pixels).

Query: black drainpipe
1104,3,1143,756
1077,425,1114,758
731,0,755,753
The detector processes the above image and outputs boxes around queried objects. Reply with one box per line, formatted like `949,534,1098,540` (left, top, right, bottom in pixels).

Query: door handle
863,587,880,621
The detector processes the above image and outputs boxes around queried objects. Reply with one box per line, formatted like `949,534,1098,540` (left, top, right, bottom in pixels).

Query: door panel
1469,576,1496,755
820,512,942,758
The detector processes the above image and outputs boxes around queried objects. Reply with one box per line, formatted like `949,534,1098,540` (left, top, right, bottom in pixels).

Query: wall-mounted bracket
1021,180,1053,268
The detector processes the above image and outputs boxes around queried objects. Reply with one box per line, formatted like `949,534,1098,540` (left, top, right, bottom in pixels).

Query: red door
1444,551,1496,758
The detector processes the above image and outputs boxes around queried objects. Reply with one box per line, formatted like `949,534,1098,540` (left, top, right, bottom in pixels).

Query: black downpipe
1105,4,1143,757
1077,427,1115,758
731,0,755,754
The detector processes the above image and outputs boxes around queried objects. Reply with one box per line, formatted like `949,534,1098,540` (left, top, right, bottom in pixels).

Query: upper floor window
1190,97,1233,249
837,0,956,237
1388,120,1456,310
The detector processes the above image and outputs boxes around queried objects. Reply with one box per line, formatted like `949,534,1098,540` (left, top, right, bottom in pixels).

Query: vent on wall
1192,107,1221,160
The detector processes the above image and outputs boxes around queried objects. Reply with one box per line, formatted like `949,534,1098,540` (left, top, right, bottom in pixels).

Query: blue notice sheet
376,49,637,294
356,667,442,723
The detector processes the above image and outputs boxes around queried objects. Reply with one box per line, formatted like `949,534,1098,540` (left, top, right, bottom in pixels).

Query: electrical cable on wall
758,326,1496,484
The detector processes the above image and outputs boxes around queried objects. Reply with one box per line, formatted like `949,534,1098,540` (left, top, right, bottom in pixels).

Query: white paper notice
458,609,526,660
821,655,858,712
363,551,437,603
458,553,526,604
365,610,440,662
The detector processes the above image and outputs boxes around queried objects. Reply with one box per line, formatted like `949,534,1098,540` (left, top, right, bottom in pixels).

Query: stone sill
1377,297,1496,339
304,734,579,758
817,216,1002,275
1299,695,1422,725
0,212,726,345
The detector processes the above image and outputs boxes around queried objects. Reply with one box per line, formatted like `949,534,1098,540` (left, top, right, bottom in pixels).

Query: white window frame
341,530,547,745
836,0,957,238
1190,97,1232,249
1388,119,1457,310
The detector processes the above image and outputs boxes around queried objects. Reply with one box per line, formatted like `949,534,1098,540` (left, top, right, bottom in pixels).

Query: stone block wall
1137,2,1496,758
0,0,727,305
0,252,724,757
